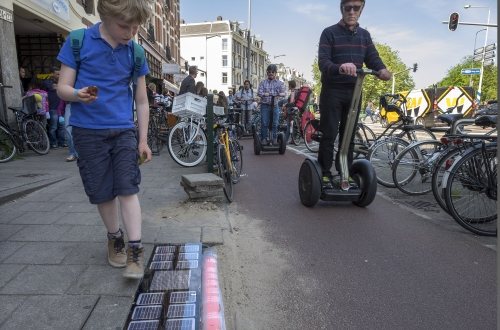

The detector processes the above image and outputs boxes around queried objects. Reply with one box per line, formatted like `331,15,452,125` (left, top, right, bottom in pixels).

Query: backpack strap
131,41,145,86
69,28,86,74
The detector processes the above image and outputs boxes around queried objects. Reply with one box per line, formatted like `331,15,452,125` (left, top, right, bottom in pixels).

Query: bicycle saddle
437,113,464,125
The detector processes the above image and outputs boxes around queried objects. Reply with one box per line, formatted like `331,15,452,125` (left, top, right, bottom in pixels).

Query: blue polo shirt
57,23,149,129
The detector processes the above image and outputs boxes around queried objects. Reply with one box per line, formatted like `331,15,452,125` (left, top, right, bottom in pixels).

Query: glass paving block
131,305,162,320
127,320,160,330
165,318,195,330
150,270,191,291
179,244,200,253
156,245,177,254
175,260,198,270
136,292,165,306
178,253,199,260
149,261,174,270
152,253,175,262
169,291,197,304
166,304,196,318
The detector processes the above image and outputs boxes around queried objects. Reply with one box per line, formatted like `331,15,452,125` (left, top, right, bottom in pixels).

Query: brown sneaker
107,235,127,268
123,246,145,279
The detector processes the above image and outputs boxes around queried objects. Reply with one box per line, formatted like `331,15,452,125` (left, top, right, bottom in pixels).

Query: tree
438,57,497,102
311,42,415,109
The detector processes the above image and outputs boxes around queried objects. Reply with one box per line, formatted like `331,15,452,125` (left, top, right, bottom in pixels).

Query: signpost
461,68,481,75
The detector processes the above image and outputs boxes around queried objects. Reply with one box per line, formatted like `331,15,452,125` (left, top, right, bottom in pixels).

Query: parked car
474,100,498,117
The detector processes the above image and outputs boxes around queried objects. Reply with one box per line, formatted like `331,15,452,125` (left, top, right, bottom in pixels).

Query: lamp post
205,34,221,89
464,4,490,104
246,0,252,81
274,54,286,60
469,28,487,87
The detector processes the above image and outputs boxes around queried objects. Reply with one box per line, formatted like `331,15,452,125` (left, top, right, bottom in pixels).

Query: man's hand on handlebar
339,63,357,76
378,69,392,81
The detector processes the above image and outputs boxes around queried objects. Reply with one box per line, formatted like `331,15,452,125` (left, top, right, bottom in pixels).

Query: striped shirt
318,20,386,89
257,78,286,105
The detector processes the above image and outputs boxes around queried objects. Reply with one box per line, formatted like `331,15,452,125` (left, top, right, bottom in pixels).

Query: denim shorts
72,127,141,204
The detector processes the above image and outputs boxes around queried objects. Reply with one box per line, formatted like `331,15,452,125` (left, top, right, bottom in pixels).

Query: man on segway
317,0,391,189
257,64,286,145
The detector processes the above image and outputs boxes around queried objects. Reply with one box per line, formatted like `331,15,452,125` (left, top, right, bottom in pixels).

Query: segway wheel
253,132,261,155
278,133,286,154
351,159,377,207
298,159,321,207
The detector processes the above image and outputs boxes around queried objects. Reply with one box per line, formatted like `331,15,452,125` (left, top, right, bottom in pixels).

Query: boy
56,0,153,279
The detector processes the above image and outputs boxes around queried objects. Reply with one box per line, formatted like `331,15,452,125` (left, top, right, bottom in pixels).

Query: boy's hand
77,86,99,104
137,142,152,165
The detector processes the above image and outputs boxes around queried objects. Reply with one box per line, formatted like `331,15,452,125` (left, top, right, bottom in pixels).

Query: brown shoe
107,235,127,268
123,246,145,279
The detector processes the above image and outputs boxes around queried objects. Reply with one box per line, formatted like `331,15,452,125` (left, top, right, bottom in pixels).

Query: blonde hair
148,83,156,92
97,0,152,25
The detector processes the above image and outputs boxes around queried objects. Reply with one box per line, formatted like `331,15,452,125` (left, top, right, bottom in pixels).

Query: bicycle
167,114,207,167
0,87,50,163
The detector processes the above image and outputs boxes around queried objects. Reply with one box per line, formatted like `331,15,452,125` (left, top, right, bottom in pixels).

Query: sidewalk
0,147,230,329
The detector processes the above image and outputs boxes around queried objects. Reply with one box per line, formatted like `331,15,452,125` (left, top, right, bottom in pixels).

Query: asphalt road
221,136,496,330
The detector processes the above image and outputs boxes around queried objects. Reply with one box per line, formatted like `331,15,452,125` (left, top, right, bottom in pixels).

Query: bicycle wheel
217,144,233,202
303,119,320,153
392,140,443,195
394,126,436,142
444,145,497,236
367,137,409,187
290,117,302,145
0,125,17,162
23,119,50,154
168,120,207,167
229,139,243,183
431,145,462,213
147,115,162,155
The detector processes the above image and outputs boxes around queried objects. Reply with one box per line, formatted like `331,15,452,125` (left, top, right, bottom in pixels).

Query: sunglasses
343,5,362,12
267,71,276,74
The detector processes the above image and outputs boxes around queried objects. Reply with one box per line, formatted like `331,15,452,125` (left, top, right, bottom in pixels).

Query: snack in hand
138,152,147,165
87,86,98,97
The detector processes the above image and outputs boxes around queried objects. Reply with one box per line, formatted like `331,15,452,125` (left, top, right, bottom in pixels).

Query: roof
180,21,230,36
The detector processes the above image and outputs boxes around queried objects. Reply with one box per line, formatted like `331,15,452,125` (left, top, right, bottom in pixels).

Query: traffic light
448,12,459,31
413,63,418,72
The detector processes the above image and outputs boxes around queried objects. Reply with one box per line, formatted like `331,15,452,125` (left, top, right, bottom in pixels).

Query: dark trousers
317,87,358,176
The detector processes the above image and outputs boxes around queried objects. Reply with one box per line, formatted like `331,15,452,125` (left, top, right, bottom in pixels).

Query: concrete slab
0,295,97,330
61,242,108,266
0,295,27,325
0,242,26,262
67,265,140,296
54,212,102,226
181,173,223,187
82,296,133,330
3,242,78,264
0,265,87,294
53,202,96,213
7,225,72,242
151,226,202,244
0,225,25,241
0,264,25,288
63,226,107,242
201,227,224,245
17,201,61,212
7,211,65,225
0,208,26,224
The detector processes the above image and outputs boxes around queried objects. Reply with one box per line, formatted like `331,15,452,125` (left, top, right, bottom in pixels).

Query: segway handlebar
355,68,380,76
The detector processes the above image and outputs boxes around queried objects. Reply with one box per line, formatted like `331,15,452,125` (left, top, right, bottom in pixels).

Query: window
222,38,228,51
200,56,204,60
222,55,228,67
191,57,195,61
222,72,227,84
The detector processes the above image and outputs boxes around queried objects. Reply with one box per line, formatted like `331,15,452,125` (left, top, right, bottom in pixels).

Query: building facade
180,17,268,94
0,0,180,122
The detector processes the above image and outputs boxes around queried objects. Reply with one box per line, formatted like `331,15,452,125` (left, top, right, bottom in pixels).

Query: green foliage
311,42,416,109
438,57,497,102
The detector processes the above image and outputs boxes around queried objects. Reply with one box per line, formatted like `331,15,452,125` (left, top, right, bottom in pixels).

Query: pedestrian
43,66,67,149
235,80,256,132
179,66,197,95
227,89,235,110
317,0,391,189
19,66,26,96
64,102,78,162
365,100,374,123
195,81,205,96
257,64,286,145
280,80,299,144
56,0,153,279
216,90,228,114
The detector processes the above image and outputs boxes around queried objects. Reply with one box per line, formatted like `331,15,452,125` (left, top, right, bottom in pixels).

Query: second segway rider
257,64,286,145
235,79,256,133
317,0,391,189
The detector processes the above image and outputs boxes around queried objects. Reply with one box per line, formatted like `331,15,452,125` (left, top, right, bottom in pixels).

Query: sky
180,0,497,89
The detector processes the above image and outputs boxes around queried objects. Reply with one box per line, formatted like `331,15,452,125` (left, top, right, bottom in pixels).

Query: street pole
246,0,252,82
476,9,490,104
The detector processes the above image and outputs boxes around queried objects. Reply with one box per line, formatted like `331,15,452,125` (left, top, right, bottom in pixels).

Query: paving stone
201,227,224,245
181,173,223,187
52,191,89,203
62,242,108,266
0,295,27,325
3,242,77,264
54,212,102,226
0,264,25,288
0,295,97,330
53,202,96,213
17,201,61,212
0,241,26,262
0,225,24,241
82,296,133,330
152,227,201,244
7,225,72,242
63,226,107,242
7,211,65,225
0,265,87,295
0,208,26,224
67,265,139,296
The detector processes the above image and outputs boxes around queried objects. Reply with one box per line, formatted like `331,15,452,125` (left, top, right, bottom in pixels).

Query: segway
254,95,286,155
298,68,378,207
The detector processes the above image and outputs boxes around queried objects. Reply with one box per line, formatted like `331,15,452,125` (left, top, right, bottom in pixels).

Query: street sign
474,47,484,55
162,63,180,74
461,68,481,75
484,43,496,52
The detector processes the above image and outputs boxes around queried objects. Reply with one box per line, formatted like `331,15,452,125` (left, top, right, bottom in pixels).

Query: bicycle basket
22,95,37,115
